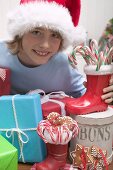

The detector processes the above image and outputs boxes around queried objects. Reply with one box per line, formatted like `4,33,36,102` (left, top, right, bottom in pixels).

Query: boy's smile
33,50,50,56
18,27,62,67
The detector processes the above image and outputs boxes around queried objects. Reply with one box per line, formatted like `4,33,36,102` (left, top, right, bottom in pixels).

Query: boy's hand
101,75,113,104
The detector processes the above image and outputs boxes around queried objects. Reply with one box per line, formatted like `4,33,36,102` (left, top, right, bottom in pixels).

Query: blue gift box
0,94,47,163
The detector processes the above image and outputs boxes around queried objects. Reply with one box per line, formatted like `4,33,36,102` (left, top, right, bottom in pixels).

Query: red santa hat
7,0,86,50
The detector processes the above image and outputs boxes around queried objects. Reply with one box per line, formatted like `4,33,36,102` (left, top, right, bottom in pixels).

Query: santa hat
7,0,86,50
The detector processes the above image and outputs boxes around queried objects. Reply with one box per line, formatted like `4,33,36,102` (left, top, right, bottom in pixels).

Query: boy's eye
31,30,42,35
51,33,61,39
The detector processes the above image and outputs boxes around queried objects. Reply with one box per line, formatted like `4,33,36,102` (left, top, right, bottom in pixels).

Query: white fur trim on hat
84,64,113,75
73,26,87,46
7,1,84,50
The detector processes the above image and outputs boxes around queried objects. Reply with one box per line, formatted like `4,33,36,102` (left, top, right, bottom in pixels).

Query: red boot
66,65,113,115
31,112,79,170
32,143,68,170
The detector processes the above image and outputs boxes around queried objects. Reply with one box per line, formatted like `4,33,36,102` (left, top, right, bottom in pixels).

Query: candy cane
69,39,113,71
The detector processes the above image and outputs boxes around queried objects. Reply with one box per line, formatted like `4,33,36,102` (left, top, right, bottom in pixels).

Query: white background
80,0,113,41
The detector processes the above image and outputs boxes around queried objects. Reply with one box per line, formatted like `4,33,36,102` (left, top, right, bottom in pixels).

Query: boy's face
18,27,62,67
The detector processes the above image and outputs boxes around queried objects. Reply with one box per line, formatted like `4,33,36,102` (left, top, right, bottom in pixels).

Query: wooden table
18,163,33,170
18,160,113,170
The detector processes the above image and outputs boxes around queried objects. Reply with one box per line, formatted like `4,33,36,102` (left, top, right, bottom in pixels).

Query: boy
0,0,112,104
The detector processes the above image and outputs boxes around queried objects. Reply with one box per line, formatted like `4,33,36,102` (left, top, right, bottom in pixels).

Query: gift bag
0,94,47,163
0,135,18,170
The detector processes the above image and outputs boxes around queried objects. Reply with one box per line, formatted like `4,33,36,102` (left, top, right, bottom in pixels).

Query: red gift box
0,67,11,95
28,90,74,118
41,91,74,118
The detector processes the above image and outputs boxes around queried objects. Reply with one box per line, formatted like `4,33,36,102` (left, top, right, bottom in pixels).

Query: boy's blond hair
6,36,22,55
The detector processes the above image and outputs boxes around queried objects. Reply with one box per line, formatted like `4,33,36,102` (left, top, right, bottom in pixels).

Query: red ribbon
80,146,87,170
98,148,108,170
